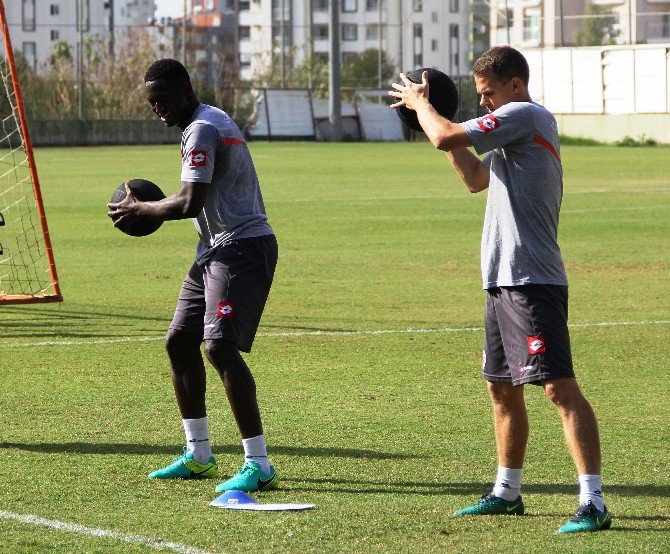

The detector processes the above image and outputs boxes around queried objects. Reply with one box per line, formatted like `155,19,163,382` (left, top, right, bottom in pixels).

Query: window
22,42,37,69
413,23,422,38
413,53,423,66
50,4,59,15
238,26,250,40
312,24,328,40
366,0,386,10
449,24,459,71
239,52,251,66
239,0,250,9
449,0,458,12
365,25,387,40
50,29,59,41
342,52,358,63
22,0,36,32
523,7,541,42
313,52,328,63
664,14,670,38
342,0,357,12
413,0,422,12
497,8,513,44
342,24,358,40
313,0,328,11
431,38,438,51
432,12,438,23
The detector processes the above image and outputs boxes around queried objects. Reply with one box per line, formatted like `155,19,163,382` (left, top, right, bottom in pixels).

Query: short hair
144,58,191,86
473,46,530,86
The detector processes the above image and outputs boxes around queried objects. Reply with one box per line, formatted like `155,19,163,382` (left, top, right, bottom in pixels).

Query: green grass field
1,142,669,553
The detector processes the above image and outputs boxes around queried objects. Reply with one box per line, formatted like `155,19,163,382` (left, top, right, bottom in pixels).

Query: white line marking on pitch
1,320,668,349
0,510,216,554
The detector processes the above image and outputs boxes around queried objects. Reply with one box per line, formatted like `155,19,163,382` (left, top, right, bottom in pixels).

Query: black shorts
169,235,278,352
483,285,574,386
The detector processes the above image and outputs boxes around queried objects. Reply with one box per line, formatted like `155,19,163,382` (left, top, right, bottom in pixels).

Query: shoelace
571,502,595,521
236,463,259,477
170,446,189,464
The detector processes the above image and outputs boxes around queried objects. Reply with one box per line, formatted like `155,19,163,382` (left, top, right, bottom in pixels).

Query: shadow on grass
0,307,357,341
0,442,418,460
280,476,670,499
3,442,669,502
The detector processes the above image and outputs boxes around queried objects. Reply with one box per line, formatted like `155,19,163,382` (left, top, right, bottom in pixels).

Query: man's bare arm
389,71,489,193
445,148,490,193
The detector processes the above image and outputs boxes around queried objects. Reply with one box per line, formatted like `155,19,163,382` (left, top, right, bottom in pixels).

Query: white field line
274,188,670,204
0,510,216,554
1,320,668,349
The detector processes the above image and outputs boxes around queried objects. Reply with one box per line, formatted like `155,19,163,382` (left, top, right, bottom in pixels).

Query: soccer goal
0,0,62,305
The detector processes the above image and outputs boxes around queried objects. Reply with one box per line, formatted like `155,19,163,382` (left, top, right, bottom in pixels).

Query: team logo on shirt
190,150,207,166
527,335,546,355
217,301,234,318
477,114,499,133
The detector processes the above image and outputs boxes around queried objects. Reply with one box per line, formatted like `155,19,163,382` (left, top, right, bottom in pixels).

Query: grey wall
29,120,181,147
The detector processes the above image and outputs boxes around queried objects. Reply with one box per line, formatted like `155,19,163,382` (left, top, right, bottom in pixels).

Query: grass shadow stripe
1,320,668,349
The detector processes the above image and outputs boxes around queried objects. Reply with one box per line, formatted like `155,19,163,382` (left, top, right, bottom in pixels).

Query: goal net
0,1,62,305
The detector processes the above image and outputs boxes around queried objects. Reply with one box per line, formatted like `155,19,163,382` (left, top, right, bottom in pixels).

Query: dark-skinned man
108,58,278,494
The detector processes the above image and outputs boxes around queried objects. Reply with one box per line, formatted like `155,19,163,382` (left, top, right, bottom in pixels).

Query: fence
524,44,670,115
245,76,478,142
28,76,480,146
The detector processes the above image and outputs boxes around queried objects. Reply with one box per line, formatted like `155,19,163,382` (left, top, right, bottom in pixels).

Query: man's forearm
445,148,489,193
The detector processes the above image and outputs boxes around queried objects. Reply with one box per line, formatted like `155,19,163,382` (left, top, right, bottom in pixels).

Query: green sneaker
148,447,218,479
454,493,525,516
215,461,278,493
558,501,612,534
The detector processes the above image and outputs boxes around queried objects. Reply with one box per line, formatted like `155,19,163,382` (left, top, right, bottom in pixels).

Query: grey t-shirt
460,101,568,289
180,104,274,265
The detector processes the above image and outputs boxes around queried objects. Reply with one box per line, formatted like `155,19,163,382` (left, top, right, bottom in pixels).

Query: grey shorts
169,234,278,352
483,285,574,386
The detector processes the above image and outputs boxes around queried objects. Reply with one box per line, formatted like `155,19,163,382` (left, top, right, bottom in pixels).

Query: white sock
578,474,605,511
182,417,212,464
492,466,523,501
242,435,271,473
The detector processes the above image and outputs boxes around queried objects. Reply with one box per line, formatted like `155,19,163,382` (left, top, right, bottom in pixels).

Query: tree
251,48,396,98
574,2,619,46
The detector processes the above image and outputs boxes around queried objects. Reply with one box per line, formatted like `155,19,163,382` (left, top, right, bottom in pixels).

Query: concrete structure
8,1,155,70
236,0,473,82
485,0,670,48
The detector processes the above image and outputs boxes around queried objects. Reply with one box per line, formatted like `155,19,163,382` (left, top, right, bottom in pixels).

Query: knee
204,339,240,369
165,329,201,367
543,379,582,409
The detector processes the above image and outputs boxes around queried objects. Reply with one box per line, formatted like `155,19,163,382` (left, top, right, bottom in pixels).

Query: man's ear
510,77,524,94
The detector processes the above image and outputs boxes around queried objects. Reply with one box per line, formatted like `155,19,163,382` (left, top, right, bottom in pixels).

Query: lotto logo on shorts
190,150,207,166
217,301,234,318
477,114,499,133
527,335,546,355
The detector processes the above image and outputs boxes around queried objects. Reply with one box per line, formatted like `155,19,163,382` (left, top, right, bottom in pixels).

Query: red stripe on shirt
223,137,246,145
532,134,561,161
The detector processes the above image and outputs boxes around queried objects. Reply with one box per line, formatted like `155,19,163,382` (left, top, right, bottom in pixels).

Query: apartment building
236,0,472,82
9,0,156,70
486,0,670,48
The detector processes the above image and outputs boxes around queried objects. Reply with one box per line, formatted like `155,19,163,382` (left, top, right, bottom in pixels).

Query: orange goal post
0,0,62,305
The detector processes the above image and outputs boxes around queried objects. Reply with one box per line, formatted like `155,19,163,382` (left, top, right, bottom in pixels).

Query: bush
615,135,658,147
